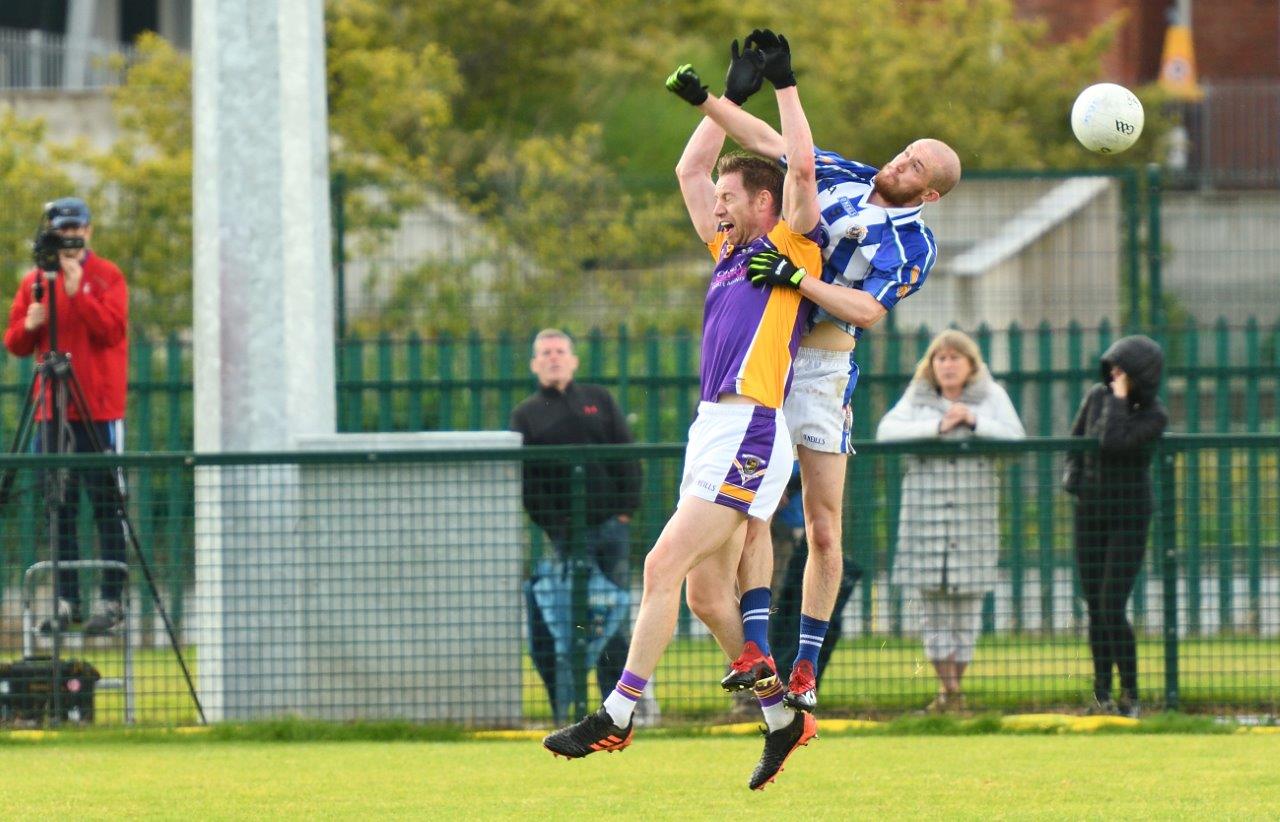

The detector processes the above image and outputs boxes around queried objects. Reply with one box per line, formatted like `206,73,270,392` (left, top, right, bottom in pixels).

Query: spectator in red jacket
4,197,129,636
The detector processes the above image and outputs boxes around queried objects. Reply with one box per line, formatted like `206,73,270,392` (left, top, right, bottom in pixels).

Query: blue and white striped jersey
777,146,940,420
786,147,939,339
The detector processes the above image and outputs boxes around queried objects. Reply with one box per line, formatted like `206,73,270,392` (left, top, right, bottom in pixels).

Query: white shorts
678,402,792,520
782,347,856,454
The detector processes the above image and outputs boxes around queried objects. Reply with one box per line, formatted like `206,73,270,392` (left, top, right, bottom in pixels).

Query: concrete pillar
64,0,95,90
158,1,193,51
192,0,334,451
191,0,334,721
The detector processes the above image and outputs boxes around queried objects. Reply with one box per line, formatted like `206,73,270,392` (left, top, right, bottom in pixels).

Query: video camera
31,198,88,273
32,230,83,274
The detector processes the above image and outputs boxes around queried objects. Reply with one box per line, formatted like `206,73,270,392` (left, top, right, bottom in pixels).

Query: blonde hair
912,329,986,391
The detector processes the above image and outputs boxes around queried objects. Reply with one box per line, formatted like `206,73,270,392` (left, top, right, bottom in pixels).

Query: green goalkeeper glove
666,64,708,106
748,250,807,289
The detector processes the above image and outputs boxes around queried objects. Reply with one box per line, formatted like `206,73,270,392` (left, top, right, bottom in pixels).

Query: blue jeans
548,516,631,590
528,516,632,714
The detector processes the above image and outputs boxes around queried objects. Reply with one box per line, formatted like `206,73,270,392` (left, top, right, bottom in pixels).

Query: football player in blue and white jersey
698,30,962,715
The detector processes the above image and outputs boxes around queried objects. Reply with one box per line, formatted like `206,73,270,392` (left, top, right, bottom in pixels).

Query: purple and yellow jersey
700,220,823,408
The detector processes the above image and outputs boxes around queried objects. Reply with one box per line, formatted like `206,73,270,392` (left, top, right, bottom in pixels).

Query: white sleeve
876,395,942,441
971,383,1026,440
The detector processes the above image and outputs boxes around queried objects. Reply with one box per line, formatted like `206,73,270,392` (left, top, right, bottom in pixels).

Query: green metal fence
0,434,1275,727
1,321,1276,452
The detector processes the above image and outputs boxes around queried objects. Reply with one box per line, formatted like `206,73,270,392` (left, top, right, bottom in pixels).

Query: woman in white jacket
876,330,1025,711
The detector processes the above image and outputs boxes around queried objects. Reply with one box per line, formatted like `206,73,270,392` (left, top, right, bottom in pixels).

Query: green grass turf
1,735,1278,819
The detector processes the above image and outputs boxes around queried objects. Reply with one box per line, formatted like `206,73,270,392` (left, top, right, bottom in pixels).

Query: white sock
760,702,794,733
602,692,636,728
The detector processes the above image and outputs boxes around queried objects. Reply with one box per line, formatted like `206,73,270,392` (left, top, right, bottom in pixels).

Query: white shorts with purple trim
783,347,856,455
677,401,791,520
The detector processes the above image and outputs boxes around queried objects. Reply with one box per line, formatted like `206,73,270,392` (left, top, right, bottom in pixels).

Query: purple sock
602,669,648,726
754,674,792,732
612,669,648,703
754,676,785,708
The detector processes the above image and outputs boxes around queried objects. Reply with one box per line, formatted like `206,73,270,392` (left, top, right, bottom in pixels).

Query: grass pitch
1,733,1277,819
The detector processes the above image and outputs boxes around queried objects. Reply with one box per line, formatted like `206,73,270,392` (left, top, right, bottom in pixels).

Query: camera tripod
0,265,205,725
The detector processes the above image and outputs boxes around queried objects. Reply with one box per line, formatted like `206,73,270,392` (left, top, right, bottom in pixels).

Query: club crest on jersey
734,454,767,483
844,224,868,243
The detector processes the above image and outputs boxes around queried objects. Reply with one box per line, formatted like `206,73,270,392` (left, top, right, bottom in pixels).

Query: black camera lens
31,229,80,272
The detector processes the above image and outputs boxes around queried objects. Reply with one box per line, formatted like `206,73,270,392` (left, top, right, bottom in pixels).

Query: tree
326,0,460,234
0,112,77,284
359,124,688,335
600,0,1163,176
83,33,193,333
7,0,1165,336
325,0,705,334
783,0,1154,169
27,16,463,335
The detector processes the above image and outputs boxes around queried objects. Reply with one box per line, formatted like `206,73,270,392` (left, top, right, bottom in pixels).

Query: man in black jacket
512,329,645,718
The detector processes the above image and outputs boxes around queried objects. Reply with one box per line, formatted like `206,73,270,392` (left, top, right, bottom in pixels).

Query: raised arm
775,87,818,234
751,30,817,234
698,96,786,160
692,38,785,160
1096,394,1169,452
674,118,727,244
667,65,726,244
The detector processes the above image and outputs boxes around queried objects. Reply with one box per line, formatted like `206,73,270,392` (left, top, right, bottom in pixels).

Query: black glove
748,250,807,289
744,28,796,89
724,39,764,105
666,64,708,106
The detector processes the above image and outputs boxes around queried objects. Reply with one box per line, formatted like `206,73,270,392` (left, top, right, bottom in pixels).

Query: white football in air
1071,83,1144,154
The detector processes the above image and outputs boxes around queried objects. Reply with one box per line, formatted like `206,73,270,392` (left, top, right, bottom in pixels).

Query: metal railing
1169,81,1280,189
0,434,1276,726
4,322,1274,453
0,27,137,91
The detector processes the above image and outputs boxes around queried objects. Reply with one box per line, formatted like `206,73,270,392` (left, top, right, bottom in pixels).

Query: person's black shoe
721,641,777,692
748,711,817,790
83,601,125,636
1116,692,1140,719
38,599,82,635
543,706,634,759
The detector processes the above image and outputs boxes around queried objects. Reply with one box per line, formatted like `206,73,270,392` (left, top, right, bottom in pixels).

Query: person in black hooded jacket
1065,335,1168,718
